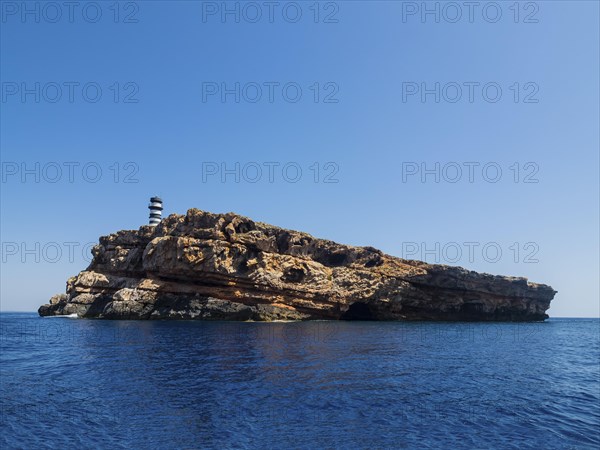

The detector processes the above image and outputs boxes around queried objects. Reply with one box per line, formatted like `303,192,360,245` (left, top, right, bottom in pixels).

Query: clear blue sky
1,1,598,317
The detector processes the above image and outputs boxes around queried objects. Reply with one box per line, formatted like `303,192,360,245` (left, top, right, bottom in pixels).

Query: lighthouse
148,196,163,226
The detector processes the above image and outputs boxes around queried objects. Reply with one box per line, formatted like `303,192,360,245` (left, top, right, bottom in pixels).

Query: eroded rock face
38,209,556,321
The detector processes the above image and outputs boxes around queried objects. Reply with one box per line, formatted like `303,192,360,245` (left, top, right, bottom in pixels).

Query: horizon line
0,310,599,319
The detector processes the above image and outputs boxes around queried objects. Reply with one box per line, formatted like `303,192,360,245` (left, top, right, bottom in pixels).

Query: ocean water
1,313,598,449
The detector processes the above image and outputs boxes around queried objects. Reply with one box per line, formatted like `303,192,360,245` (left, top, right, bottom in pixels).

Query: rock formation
38,209,556,321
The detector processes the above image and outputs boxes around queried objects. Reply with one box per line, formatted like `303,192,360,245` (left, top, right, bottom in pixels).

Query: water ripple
1,315,598,449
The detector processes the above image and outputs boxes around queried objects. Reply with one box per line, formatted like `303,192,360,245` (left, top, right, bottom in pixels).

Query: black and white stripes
148,196,163,226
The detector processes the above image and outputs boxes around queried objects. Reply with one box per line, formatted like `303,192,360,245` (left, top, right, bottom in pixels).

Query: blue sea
1,313,598,449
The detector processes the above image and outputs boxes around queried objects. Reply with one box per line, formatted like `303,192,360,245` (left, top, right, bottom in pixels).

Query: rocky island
39,209,556,321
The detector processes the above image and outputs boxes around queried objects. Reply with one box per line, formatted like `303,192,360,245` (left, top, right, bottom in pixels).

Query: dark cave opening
341,302,375,321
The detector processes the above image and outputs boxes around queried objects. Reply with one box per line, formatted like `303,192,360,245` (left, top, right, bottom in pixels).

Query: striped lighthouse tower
148,196,163,226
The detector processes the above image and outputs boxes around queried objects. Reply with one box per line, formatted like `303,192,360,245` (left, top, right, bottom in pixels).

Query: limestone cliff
38,209,556,321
